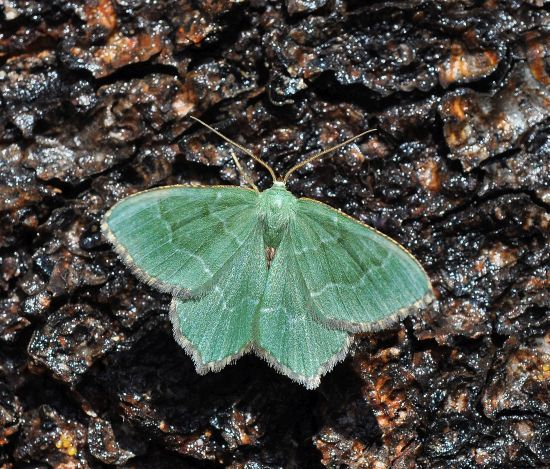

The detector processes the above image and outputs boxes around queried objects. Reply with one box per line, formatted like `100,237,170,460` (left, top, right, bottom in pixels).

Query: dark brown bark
0,1,548,467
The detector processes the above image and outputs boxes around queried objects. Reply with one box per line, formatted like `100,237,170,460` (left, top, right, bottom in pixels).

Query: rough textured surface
0,1,548,467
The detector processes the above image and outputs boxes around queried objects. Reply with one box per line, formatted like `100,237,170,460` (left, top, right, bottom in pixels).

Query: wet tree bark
0,1,549,467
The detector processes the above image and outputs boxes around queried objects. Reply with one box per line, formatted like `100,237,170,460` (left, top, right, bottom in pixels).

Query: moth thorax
258,185,297,248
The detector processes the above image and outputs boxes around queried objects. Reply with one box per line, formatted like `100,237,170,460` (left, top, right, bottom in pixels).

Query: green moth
102,117,434,389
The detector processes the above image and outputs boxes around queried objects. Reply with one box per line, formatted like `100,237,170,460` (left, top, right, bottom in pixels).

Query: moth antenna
283,128,376,184
229,150,259,192
190,116,278,183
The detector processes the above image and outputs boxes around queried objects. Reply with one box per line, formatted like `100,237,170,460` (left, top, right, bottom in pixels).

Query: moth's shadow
81,323,369,464
316,358,382,446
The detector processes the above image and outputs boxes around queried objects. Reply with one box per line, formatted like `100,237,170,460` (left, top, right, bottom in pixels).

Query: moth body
258,183,297,249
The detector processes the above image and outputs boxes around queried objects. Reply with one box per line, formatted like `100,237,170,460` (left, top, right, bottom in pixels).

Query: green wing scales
293,198,434,332
102,186,259,296
170,223,268,372
256,229,351,388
